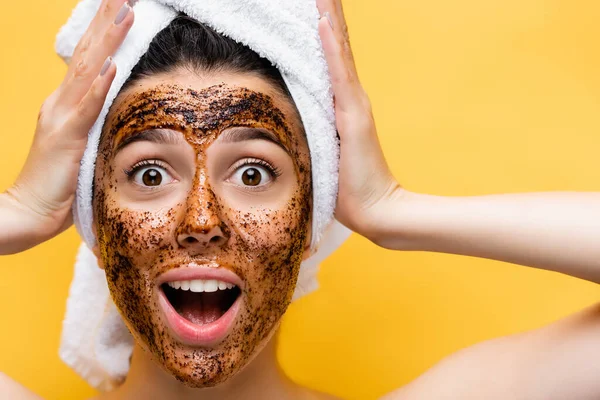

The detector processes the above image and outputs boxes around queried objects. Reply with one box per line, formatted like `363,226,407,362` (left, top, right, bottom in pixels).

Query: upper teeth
167,279,235,293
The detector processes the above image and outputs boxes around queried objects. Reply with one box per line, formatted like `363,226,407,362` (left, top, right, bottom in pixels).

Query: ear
91,223,105,270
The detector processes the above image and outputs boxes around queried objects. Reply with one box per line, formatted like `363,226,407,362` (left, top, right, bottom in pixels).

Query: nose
175,176,229,252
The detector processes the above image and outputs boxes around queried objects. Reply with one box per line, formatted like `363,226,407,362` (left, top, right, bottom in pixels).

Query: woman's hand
316,0,403,243
0,0,134,255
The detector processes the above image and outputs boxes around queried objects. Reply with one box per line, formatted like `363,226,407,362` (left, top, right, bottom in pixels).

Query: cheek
96,193,178,266
225,191,310,304
228,194,307,254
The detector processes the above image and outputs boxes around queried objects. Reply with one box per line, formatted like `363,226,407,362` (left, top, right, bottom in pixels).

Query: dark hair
122,14,293,101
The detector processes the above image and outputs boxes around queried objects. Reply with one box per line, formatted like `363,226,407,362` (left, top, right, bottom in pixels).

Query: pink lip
156,263,244,347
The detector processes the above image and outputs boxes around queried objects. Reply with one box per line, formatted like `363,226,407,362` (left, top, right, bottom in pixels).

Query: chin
144,320,280,389
161,352,244,387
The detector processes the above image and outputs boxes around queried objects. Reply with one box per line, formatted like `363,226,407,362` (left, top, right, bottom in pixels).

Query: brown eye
142,169,162,186
242,167,261,186
232,165,273,188
131,165,172,187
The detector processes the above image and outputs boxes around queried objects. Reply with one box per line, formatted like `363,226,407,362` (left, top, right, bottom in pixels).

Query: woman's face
92,69,312,387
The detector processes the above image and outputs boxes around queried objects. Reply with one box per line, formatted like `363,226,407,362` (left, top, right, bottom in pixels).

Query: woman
2,0,600,399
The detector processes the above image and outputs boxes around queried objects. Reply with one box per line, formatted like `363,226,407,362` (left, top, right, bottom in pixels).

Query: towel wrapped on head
56,0,350,391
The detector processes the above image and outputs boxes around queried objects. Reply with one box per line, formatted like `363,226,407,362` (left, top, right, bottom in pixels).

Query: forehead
105,69,304,140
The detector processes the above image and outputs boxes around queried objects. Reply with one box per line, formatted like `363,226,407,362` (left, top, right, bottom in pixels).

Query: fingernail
114,3,131,25
323,11,334,30
127,0,138,6
100,57,112,76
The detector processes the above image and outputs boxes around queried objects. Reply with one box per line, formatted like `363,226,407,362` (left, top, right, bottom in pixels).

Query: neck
114,332,300,400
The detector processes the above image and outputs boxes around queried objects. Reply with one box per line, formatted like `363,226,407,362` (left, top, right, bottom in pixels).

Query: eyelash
123,159,169,180
231,158,283,179
122,158,282,180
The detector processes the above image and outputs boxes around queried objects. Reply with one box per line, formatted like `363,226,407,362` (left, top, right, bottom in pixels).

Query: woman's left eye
230,165,273,187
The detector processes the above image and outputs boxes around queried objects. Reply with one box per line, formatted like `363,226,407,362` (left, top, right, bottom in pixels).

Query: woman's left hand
316,0,403,243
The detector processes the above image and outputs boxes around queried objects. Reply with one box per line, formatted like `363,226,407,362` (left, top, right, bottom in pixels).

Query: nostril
210,236,225,245
184,236,199,245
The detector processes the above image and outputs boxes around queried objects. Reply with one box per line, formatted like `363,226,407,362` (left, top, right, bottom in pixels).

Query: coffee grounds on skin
94,83,312,387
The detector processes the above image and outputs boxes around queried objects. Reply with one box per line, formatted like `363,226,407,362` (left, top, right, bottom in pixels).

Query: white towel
56,0,351,391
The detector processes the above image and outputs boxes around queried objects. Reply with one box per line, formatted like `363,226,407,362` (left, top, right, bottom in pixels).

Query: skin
3,0,600,399
92,71,312,388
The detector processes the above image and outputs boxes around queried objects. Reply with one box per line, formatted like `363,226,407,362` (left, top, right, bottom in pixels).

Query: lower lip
158,288,242,347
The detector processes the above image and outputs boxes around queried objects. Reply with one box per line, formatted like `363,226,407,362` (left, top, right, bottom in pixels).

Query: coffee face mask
93,75,312,387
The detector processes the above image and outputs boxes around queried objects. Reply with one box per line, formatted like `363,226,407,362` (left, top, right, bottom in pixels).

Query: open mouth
161,279,241,325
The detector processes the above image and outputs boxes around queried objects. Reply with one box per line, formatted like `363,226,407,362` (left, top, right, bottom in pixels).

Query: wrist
366,190,448,251
0,187,64,254
359,185,410,248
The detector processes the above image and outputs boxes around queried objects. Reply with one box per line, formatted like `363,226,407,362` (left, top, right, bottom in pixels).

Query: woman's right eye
126,162,174,188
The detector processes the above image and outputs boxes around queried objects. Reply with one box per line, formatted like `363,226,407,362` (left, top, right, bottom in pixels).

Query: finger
316,0,358,77
70,0,111,54
316,0,350,45
61,0,134,105
67,0,126,78
318,15,364,115
64,57,117,142
63,0,133,100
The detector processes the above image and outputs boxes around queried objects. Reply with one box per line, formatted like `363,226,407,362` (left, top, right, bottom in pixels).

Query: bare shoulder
0,372,42,400
381,302,600,400
311,393,339,400
300,387,340,400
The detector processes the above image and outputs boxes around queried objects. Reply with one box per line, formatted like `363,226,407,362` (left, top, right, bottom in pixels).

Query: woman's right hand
0,0,135,255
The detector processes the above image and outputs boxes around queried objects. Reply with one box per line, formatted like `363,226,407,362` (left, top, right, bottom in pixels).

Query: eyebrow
219,127,289,153
113,126,289,156
114,129,183,155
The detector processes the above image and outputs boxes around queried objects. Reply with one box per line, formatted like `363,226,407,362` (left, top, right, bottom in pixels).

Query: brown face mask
93,80,311,387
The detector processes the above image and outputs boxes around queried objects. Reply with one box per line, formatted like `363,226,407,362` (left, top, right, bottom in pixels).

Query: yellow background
1,0,600,399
